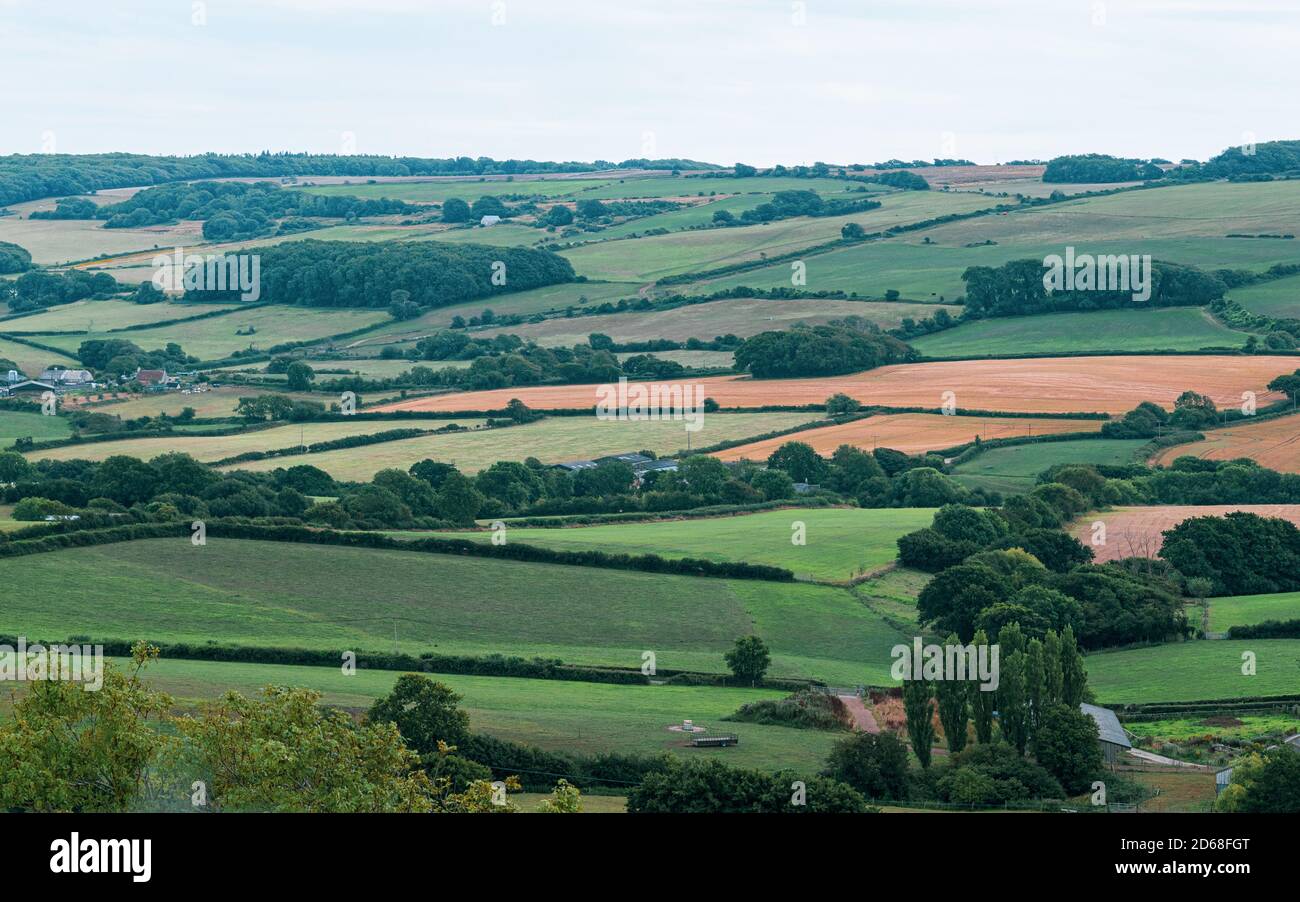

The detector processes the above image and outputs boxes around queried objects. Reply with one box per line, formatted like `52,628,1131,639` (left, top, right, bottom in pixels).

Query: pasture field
0,537,910,685
62,656,838,773
26,305,390,361
1150,412,1300,473
922,180,1300,246
854,567,929,623
225,412,816,480
25,418,487,464
75,386,323,419
563,195,774,242
560,192,1002,282
1208,591,1300,632
1086,639,1300,703
0,336,80,376
911,308,1254,357
950,438,1149,495
1124,714,1300,745
1230,271,1300,319
1,410,72,446
477,297,960,347
0,199,204,265
1070,505,1300,563
374,355,1296,416
713,413,1103,462
348,280,641,346
574,175,882,200
0,298,242,332
405,507,935,582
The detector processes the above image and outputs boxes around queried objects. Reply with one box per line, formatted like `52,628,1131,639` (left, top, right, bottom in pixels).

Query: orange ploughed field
373,356,1293,416
1070,504,1300,563
1150,413,1300,473
713,412,1102,461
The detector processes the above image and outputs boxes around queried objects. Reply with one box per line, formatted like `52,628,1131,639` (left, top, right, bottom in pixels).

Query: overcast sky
1,0,1295,166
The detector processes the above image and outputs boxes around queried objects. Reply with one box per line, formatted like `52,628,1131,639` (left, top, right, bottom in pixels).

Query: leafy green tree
825,392,861,415
0,450,33,483
367,674,471,759
935,633,970,754
822,731,910,800
441,197,471,222
1216,747,1300,812
998,646,1031,755
724,635,771,686
765,441,826,483
1032,703,1103,795
970,629,996,744
1059,625,1087,706
751,467,795,501
902,675,935,768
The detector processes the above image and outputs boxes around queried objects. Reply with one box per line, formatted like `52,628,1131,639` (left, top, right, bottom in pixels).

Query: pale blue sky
0,0,1295,165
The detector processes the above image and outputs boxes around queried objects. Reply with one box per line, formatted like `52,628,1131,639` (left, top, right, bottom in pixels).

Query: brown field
713,413,1102,461
1150,413,1300,473
373,356,1294,416
1070,504,1300,562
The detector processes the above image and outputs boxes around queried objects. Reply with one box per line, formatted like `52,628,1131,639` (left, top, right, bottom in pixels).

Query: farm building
2,380,56,397
479,215,501,226
39,368,94,385
1081,703,1132,764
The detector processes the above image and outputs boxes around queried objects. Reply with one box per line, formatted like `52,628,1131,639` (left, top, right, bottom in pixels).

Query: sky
0,0,1296,166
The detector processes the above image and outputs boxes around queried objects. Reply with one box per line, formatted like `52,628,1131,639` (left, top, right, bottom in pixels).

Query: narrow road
838,695,880,733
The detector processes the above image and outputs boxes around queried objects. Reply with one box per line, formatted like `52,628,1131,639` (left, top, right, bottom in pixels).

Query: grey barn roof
1081,703,1131,748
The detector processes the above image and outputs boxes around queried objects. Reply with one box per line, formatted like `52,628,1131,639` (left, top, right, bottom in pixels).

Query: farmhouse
1081,703,1132,764
39,367,95,386
480,215,501,227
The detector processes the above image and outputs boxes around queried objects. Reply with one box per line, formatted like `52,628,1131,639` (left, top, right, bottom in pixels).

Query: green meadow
1209,591,1300,632
912,308,1253,357
1085,639,1300,703
0,537,909,685
412,507,936,582
950,439,1148,495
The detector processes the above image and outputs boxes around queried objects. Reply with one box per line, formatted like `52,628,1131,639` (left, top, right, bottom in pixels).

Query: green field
77,656,838,773
26,418,486,464
296,176,621,203
0,336,80,376
26,304,389,361
1230,271,1300,319
0,537,909,685
1,410,72,447
82,386,323,419
409,507,934,582
0,299,241,333
575,175,885,200
1086,639,1300,703
350,280,641,348
1209,591,1300,632
950,439,1148,495
0,199,203,265
227,412,817,480
561,192,1000,282
912,308,1254,357
478,297,959,347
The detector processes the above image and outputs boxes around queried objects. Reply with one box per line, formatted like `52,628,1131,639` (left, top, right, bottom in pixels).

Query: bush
726,689,849,731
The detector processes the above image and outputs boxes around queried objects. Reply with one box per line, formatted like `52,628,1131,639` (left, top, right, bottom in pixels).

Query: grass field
912,309,1255,357
560,192,1001,282
1,410,73,447
0,336,80,376
1,298,243,332
1230,271,1300,319
26,305,390,360
950,438,1149,495
0,537,909,685
0,199,203,265
226,411,815,479
405,507,934,582
73,386,324,419
25,418,486,464
1149,413,1300,473
295,176,621,203
1086,639,1300,703
68,656,839,773
1070,504,1300,562
1208,591,1300,632
477,297,960,347
349,281,641,348
714,413,1103,462
375,355,1296,416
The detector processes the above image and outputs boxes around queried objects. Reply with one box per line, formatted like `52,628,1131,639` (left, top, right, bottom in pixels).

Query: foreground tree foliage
626,759,870,813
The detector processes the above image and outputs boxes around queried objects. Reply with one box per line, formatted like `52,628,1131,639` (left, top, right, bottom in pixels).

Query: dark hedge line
490,499,842,529
459,732,672,792
2,302,270,336
195,522,796,581
916,348,1300,363
938,430,1115,466
0,522,187,557
208,427,446,466
1227,619,1300,639
15,423,255,453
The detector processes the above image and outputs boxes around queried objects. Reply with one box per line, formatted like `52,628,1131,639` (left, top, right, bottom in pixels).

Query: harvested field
1070,504,1300,563
373,355,1295,416
1150,413,1300,473
713,413,1102,461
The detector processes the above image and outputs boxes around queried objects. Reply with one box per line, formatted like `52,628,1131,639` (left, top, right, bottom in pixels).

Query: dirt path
838,695,880,733
1125,748,1215,771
